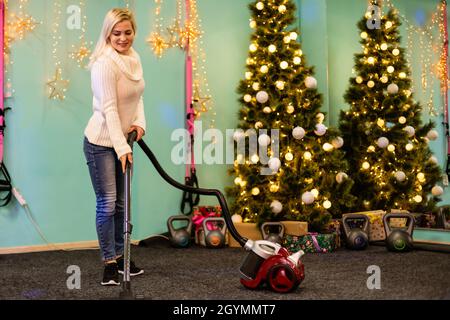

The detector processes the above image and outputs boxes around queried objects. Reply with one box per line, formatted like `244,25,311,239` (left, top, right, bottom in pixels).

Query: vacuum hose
128,132,247,248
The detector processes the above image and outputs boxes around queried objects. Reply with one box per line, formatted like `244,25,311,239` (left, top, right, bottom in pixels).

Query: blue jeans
83,137,124,262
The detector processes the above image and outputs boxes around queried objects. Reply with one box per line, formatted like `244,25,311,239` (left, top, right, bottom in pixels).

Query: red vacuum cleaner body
239,240,305,293
135,138,306,294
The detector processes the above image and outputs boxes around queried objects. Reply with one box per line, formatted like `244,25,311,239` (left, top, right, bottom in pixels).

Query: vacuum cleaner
120,132,305,297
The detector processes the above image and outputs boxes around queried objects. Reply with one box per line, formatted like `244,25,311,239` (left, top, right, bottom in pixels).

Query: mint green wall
1,0,449,249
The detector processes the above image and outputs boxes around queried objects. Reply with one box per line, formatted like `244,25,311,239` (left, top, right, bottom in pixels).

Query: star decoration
69,41,92,67
46,68,70,100
193,82,211,114
7,13,40,41
146,32,170,58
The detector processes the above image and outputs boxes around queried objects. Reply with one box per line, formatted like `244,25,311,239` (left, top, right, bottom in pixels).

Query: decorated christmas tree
226,0,355,231
339,4,442,213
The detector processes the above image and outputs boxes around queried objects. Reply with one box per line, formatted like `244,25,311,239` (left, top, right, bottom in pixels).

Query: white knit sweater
84,45,146,159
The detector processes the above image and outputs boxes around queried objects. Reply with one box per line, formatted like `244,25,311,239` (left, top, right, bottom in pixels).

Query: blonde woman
83,8,145,286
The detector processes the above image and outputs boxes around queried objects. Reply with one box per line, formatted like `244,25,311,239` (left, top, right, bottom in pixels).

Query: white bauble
301,191,315,204
336,172,348,184
314,123,327,136
403,126,415,137
233,129,245,142
231,214,243,223
268,157,281,171
332,137,344,149
394,171,406,182
270,200,283,214
377,137,389,148
432,185,444,196
427,129,439,141
256,90,269,103
305,76,317,89
263,107,272,114
387,83,399,94
293,126,306,140
429,156,438,164
255,121,263,129
323,143,334,152
258,134,271,146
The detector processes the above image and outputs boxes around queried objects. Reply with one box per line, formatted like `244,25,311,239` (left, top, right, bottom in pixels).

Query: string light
147,0,215,127
5,0,39,42
68,0,92,68
386,0,442,116
4,0,40,68
46,0,69,100
147,0,169,58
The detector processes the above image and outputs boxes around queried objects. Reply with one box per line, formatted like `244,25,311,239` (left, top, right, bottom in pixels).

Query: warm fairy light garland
146,0,169,58
68,0,92,68
386,0,445,117
5,0,40,65
4,0,40,101
6,0,39,41
188,0,214,127
147,0,214,127
46,0,69,100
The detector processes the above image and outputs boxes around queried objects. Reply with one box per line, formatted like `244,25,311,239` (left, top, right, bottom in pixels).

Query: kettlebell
260,222,285,245
383,212,414,252
167,215,193,248
342,214,369,250
203,217,227,248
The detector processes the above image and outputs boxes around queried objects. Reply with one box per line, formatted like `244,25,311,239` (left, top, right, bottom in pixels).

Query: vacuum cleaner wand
136,138,248,248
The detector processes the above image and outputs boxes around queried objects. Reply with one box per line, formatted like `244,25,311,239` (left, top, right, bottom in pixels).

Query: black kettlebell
167,215,193,248
342,214,369,250
383,212,414,252
260,222,285,245
203,217,227,248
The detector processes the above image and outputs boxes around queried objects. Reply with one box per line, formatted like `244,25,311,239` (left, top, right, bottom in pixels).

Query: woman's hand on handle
128,126,145,141
120,153,133,173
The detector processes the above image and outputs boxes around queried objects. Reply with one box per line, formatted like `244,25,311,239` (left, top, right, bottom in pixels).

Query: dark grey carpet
0,239,449,300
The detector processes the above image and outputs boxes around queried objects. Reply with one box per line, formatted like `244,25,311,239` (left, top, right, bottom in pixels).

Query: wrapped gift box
227,222,263,248
283,232,337,253
227,220,308,247
343,210,386,241
280,221,308,237
388,209,409,228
